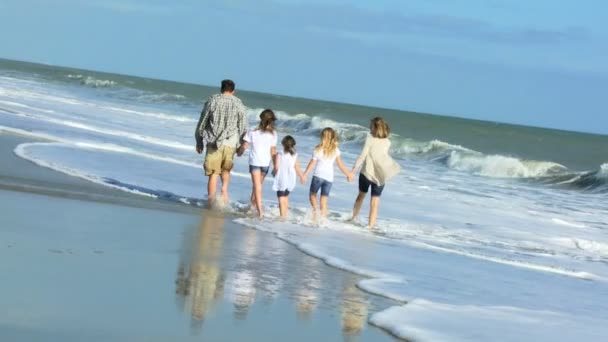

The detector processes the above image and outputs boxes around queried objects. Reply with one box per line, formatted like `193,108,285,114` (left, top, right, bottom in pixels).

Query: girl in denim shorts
237,109,277,218
303,127,352,220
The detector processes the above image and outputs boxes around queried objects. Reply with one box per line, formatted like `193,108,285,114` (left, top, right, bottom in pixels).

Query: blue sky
1,0,607,134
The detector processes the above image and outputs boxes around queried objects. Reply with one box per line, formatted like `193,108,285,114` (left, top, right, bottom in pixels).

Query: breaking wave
246,109,607,189
67,74,116,88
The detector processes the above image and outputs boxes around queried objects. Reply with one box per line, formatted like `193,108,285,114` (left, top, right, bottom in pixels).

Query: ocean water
1,58,607,341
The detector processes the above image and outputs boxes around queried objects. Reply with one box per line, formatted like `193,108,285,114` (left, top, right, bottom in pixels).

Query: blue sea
1,58,607,341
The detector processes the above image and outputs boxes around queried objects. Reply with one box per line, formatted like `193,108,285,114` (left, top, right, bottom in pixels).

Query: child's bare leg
320,195,328,217
352,191,366,219
251,171,264,217
369,196,380,228
309,193,318,216
249,172,256,209
279,196,288,218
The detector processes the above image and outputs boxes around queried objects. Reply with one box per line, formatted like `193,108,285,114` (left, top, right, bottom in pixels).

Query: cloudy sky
1,0,607,133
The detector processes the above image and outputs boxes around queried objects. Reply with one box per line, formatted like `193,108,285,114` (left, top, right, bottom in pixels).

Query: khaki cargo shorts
204,144,236,176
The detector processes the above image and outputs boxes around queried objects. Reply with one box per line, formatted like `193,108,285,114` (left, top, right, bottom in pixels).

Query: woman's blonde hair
258,109,276,133
370,116,390,139
315,127,339,156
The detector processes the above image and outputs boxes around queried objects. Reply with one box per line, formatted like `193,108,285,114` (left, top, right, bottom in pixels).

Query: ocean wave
444,151,568,178
66,74,116,88
11,112,193,151
245,108,605,183
391,139,471,157
245,108,369,143
538,167,608,193
134,93,187,103
14,142,157,199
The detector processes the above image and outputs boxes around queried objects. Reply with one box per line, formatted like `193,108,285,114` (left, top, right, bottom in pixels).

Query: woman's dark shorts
359,173,384,197
310,176,333,197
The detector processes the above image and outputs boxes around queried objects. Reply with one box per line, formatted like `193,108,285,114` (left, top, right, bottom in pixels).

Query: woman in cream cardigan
349,117,401,228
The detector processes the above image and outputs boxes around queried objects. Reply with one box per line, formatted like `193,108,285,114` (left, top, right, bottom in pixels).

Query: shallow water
1,59,607,341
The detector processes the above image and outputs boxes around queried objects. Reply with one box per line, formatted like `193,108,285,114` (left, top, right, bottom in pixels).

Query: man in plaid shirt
195,79,247,206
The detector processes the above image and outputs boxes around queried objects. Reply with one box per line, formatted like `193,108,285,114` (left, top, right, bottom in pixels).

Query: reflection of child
303,127,352,219
237,109,278,218
272,135,306,218
350,117,400,228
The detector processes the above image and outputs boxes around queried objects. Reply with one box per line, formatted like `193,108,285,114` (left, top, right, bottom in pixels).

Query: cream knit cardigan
353,135,401,185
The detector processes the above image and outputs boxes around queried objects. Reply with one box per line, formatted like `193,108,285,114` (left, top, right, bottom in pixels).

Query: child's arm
303,158,316,178
294,157,306,184
336,156,353,182
237,130,250,157
271,146,278,176
236,142,249,157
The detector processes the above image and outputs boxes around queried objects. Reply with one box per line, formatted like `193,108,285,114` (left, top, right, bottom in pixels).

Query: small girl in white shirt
237,109,278,218
272,135,306,218
303,127,352,219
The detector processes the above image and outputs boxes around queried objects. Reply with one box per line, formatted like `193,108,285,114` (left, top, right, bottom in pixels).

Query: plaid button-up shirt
195,93,247,148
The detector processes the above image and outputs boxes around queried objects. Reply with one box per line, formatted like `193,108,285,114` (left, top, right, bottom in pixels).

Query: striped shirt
195,93,247,148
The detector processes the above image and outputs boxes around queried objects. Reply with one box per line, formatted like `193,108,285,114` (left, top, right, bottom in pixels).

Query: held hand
299,175,306,184
347,173,353,182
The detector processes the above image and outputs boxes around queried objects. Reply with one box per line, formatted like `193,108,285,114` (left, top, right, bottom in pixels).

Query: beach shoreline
0,130,398,341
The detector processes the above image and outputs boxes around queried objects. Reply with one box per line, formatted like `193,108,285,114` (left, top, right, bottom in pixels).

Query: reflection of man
175,210,226,330
195,79,247,206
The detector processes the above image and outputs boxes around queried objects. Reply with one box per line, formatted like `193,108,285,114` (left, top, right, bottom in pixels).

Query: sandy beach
0,132,398,341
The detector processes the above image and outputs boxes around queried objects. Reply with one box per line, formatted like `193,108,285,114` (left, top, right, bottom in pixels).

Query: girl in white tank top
272,135,305,218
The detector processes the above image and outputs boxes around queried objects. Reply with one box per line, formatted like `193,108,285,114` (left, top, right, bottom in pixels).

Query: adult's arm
195,100,211,153
237,102,247,139
351,135,372,173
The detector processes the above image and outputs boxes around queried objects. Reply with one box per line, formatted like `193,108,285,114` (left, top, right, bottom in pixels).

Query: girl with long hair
303,127,352,220
237,109,278,218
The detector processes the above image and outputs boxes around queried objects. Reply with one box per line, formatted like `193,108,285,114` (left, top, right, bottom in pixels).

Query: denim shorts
276,190,291,197
249,165,269,176
358,173,385,197
310,176,333,197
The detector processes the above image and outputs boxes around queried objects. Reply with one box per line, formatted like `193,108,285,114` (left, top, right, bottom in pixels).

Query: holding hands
346,172,354,182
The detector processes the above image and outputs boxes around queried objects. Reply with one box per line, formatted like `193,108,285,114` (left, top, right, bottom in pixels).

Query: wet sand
0,132,398,341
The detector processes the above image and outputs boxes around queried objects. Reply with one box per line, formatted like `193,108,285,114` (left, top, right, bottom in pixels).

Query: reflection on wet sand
341,276,369,341
294,256,322,320
175,210,226,331
175,210,379,340
225,228,258,320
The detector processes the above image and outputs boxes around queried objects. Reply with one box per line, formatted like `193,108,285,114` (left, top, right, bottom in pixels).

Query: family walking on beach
195,80,400,228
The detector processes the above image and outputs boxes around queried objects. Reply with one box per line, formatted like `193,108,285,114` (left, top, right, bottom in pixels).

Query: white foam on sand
235,215,608,341
369,299,608,342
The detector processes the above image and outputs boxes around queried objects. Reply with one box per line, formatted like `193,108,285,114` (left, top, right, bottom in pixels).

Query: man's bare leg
220,171,231,205
207,174,219,207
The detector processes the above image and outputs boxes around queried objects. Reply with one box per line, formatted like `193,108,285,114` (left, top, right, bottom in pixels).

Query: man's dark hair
221,79,235,93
